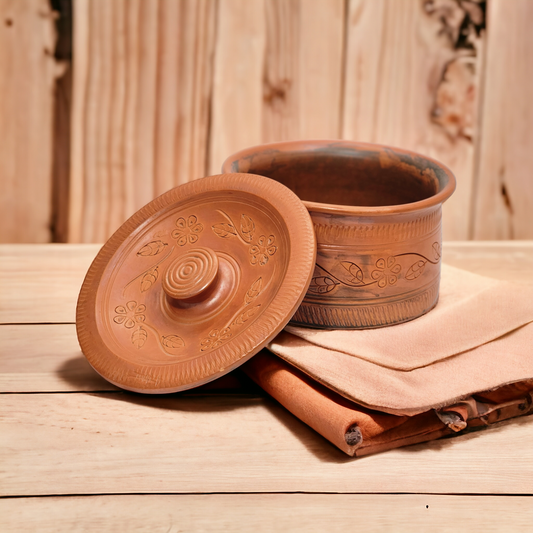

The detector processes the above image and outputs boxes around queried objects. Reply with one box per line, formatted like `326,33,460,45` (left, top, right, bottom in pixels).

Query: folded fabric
269,265,533,415
285,265,533,370
243,350,533,456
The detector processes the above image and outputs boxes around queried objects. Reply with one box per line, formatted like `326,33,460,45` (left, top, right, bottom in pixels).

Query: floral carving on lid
172,215,204,246
113,301,146,329
200,328,232,352
212,211,278,267
249,235,277,266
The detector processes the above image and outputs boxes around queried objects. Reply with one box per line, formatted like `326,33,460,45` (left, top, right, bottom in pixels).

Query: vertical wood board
69,0,215,243
472,0,533,239
342,0,485,240
208,0,345,174
0,0,58,242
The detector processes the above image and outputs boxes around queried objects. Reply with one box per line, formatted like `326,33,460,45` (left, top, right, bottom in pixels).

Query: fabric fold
270,323,533,415
269,265,533,415
243,350,533,457
285,265,533,371
242,264,533,456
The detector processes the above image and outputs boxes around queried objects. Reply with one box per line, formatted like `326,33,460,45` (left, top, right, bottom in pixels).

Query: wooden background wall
1,0,532,243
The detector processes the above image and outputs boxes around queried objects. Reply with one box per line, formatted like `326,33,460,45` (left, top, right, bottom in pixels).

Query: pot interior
228,145,449,208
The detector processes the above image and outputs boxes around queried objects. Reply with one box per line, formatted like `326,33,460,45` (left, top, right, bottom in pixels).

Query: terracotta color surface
222,140,456,329
243,350,533,456
76,174,316,393
269,265,533,415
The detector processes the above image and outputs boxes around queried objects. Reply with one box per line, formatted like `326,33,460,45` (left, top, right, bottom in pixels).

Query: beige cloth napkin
269,265,533,416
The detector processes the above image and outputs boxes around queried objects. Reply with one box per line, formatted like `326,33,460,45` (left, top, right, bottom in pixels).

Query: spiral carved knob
162,248,219,302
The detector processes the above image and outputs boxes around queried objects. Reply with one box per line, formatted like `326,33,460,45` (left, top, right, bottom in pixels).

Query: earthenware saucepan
222,140,456,329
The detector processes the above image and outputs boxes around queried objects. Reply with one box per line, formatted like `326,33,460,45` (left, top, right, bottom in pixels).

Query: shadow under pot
222,140,456,329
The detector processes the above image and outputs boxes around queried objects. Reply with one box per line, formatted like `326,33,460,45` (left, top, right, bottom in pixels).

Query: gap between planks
1,392,532,496
0,494,532,533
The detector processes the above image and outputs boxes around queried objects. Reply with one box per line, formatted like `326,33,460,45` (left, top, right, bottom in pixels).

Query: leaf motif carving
141,267,158,292
212,223,237,238
232,305,261,326
340,261,364,284
131,326,147,349
161,335,185,350
240,214,255,242
308,276,339,294
137,240,167,257
245,277,263,305
433,242,442,260
405,260,427,280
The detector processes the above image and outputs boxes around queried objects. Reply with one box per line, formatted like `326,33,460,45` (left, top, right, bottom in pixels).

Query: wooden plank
1,494,532,533
0,323,252,393
472,0,533,239
69,0,215,243
1,228,531,391
153,0,216,194
0,244,101,324
342,0,485,240
0,324,114,392
208,0,344,174
208,0,266,174
2,243,531,324
0,0,58,242
1,392,531,496
442,241,533,284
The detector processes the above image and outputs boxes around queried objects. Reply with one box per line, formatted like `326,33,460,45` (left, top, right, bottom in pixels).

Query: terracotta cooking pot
222,140,456,329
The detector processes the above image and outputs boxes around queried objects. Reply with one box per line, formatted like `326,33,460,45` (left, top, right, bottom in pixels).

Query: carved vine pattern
113,300,185,355
114,212,273,355
123,245,175,296
309,242,442,295
123,214,203,294
116,217,206,356
212,210,277,266
200,277,264,352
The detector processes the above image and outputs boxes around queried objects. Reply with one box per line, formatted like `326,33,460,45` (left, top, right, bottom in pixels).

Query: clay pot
222,140,456,329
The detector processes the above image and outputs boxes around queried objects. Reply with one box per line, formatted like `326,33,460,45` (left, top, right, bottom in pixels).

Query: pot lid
76,173,316,393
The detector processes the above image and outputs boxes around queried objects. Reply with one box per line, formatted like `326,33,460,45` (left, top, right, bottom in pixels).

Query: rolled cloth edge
242,350,533,457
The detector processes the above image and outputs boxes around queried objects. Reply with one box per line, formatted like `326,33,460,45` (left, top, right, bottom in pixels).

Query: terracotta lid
76,173,316,393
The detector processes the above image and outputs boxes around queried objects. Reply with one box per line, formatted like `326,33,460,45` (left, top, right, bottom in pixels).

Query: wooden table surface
1,242,532,532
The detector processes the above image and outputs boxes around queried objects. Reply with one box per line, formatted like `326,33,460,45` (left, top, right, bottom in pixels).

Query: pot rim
222,140,456,216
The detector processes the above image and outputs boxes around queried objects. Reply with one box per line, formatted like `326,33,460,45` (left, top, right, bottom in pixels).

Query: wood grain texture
1,242,531,325
0,322,250,393
342,0,484,240
0,0,59,243
1,243,530,392
1,392,532,496
1,494,532,533
472,0,533,239
208,0,344,174
442,241,533,283
0,323,253,393
0,324,114,392
50,0,72,243
0,244,101,324
1,242,532,508
69,0,215,243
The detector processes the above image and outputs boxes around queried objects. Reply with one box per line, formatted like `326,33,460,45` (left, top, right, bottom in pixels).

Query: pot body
293,206,442,328
223,141,455,329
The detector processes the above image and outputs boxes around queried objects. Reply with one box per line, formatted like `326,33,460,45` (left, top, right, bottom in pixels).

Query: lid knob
162,247,219,303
